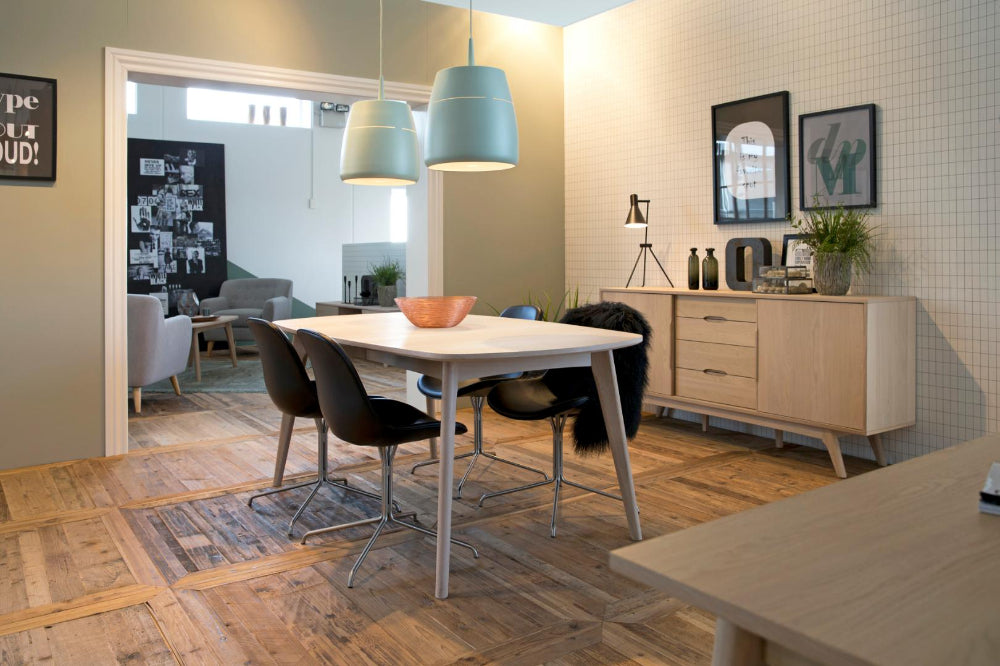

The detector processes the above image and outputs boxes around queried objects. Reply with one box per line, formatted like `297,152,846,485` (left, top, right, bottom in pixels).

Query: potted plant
790,203,876,295
369,258,405,307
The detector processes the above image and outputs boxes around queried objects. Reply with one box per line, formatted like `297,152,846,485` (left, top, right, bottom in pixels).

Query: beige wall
0,0,564,468
566,0,998,463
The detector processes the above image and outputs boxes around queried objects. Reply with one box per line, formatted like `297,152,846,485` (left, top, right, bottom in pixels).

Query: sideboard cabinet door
757,300,866,430
605,291,673,397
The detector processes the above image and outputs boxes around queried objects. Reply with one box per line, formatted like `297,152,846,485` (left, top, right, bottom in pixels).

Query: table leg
591,350,642,541
224,323,238,368
435,362,458,599
712,617,764,666
426,395,439,459
191,332,202,382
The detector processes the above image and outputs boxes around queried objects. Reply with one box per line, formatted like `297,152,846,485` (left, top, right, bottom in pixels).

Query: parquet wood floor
0,396,876,664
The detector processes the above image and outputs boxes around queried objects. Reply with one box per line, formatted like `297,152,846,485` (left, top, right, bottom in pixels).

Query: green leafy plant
487,287,586,322
369,258,405,286
789,201,877,274
526,287,583,322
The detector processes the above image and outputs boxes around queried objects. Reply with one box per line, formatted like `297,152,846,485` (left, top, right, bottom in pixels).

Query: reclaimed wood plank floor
0,395,876,664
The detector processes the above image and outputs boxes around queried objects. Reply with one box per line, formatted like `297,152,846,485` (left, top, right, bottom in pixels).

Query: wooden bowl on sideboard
394,296,477,328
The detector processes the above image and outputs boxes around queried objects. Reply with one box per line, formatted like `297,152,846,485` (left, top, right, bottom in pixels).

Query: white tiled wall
565,0,999,462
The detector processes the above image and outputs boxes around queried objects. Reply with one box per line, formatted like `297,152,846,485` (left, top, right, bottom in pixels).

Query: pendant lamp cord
378,0,385,100
467,0,475,66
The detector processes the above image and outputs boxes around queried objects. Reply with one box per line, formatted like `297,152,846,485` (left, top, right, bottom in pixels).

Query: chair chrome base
248,420,395,536
478,414,623,538
303,446,480,588
411,396,549,498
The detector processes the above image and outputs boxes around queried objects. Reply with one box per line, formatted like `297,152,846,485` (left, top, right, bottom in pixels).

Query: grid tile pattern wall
565,0,998,461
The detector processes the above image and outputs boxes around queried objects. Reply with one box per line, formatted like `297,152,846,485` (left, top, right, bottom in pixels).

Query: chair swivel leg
248,420,397,536
346,446,480,588
413,396,549,498
479,413,625,538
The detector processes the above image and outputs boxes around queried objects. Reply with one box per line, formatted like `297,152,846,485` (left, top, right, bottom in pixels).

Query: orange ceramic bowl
394,296,477,328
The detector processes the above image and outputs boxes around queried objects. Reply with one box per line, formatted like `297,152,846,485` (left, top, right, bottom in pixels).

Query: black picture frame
799,103,876,210
712,91,790,224
780,233,807,266
0,73,57,181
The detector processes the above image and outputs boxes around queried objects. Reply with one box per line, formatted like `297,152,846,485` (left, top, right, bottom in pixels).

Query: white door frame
103,47,443,456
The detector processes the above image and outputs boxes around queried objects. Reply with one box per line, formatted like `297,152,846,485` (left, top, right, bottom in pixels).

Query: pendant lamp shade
425,62,518,171
339,0,420,186
340,99,420,186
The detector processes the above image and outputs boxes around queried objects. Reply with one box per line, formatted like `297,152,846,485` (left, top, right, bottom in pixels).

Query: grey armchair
128,294,192,414
200,278,293,345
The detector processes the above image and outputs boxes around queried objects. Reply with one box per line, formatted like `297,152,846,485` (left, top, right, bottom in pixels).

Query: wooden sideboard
315,301,399,316
601,287,916,477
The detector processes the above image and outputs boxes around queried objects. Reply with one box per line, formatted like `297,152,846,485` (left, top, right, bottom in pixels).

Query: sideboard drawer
676,340,756,378
676,296,756,323
675,368,757,410
676,317,756,347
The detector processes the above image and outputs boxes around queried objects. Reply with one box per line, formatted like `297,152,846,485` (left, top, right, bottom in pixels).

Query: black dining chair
411,304,549,498
245,318,387,536
481,302,650,537
297,329,480,587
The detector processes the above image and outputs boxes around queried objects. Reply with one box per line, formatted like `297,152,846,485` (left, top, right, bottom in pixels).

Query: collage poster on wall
127,139,226,314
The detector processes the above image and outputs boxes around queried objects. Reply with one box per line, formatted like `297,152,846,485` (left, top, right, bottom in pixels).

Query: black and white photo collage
127,145,224,313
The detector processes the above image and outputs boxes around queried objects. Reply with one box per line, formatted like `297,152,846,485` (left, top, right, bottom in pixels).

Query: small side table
189,315,238,381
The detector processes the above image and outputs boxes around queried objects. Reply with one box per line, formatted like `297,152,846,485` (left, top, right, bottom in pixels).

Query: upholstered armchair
200,278,293,344
127,294,192,414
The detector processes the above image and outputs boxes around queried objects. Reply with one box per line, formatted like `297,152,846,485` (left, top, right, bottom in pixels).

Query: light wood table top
275,312,642,364
611,434,1000,666
190,314,237,330
276,311,644,599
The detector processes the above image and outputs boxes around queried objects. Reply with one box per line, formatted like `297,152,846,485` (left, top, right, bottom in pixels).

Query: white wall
128,83,429,308
566,0,999,463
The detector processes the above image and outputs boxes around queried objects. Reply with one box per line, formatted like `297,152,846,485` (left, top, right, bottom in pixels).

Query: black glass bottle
702,248,719,290
688,248,700,290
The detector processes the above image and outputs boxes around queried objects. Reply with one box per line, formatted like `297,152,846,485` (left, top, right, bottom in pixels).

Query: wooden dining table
610,433,1000,665
274,312,645,599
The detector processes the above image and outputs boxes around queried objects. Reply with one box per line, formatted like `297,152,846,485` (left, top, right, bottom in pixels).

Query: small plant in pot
369,258,405,307
790,202,876,295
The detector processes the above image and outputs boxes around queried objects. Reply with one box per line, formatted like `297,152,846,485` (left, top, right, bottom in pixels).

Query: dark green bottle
688,248,700,290
703,248,719,290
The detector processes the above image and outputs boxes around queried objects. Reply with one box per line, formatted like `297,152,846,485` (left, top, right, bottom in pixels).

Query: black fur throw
542,301,651,455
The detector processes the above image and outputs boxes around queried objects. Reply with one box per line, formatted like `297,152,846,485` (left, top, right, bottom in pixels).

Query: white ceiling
421,0,636,27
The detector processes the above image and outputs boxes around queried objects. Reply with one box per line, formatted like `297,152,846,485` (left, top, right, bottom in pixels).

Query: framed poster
799,103,876,210
127,139,227,314
0,73,56,181
781,233,814,272
712,91,790,224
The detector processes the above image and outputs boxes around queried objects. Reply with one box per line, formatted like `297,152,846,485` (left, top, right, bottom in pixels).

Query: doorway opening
104,48,443,456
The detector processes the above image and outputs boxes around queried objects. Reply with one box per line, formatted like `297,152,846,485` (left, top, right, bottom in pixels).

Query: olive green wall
0,0,564,468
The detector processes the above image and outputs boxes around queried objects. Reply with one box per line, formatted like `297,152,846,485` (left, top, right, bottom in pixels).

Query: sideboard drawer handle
704,369,728,376
703,315,728,322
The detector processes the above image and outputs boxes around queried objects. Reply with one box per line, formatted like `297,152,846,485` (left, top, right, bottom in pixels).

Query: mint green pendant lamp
340,0,420,186
425,1,518,171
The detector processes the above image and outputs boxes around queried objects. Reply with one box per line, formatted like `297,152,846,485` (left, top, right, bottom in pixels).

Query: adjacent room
0,0,996,664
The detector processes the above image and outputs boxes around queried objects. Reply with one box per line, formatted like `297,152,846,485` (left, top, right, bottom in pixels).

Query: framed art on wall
0,73,57,181
712,91,790,224
799,103,876,210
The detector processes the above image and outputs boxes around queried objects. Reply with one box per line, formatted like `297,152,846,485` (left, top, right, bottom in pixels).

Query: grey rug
146,356,267,393
145,355,408,398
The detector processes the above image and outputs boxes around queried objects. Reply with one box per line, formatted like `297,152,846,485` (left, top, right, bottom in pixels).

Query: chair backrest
220,278,293,309
297,329,384,445
127,294,165,366
500,304,542,321
248,318,320,418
